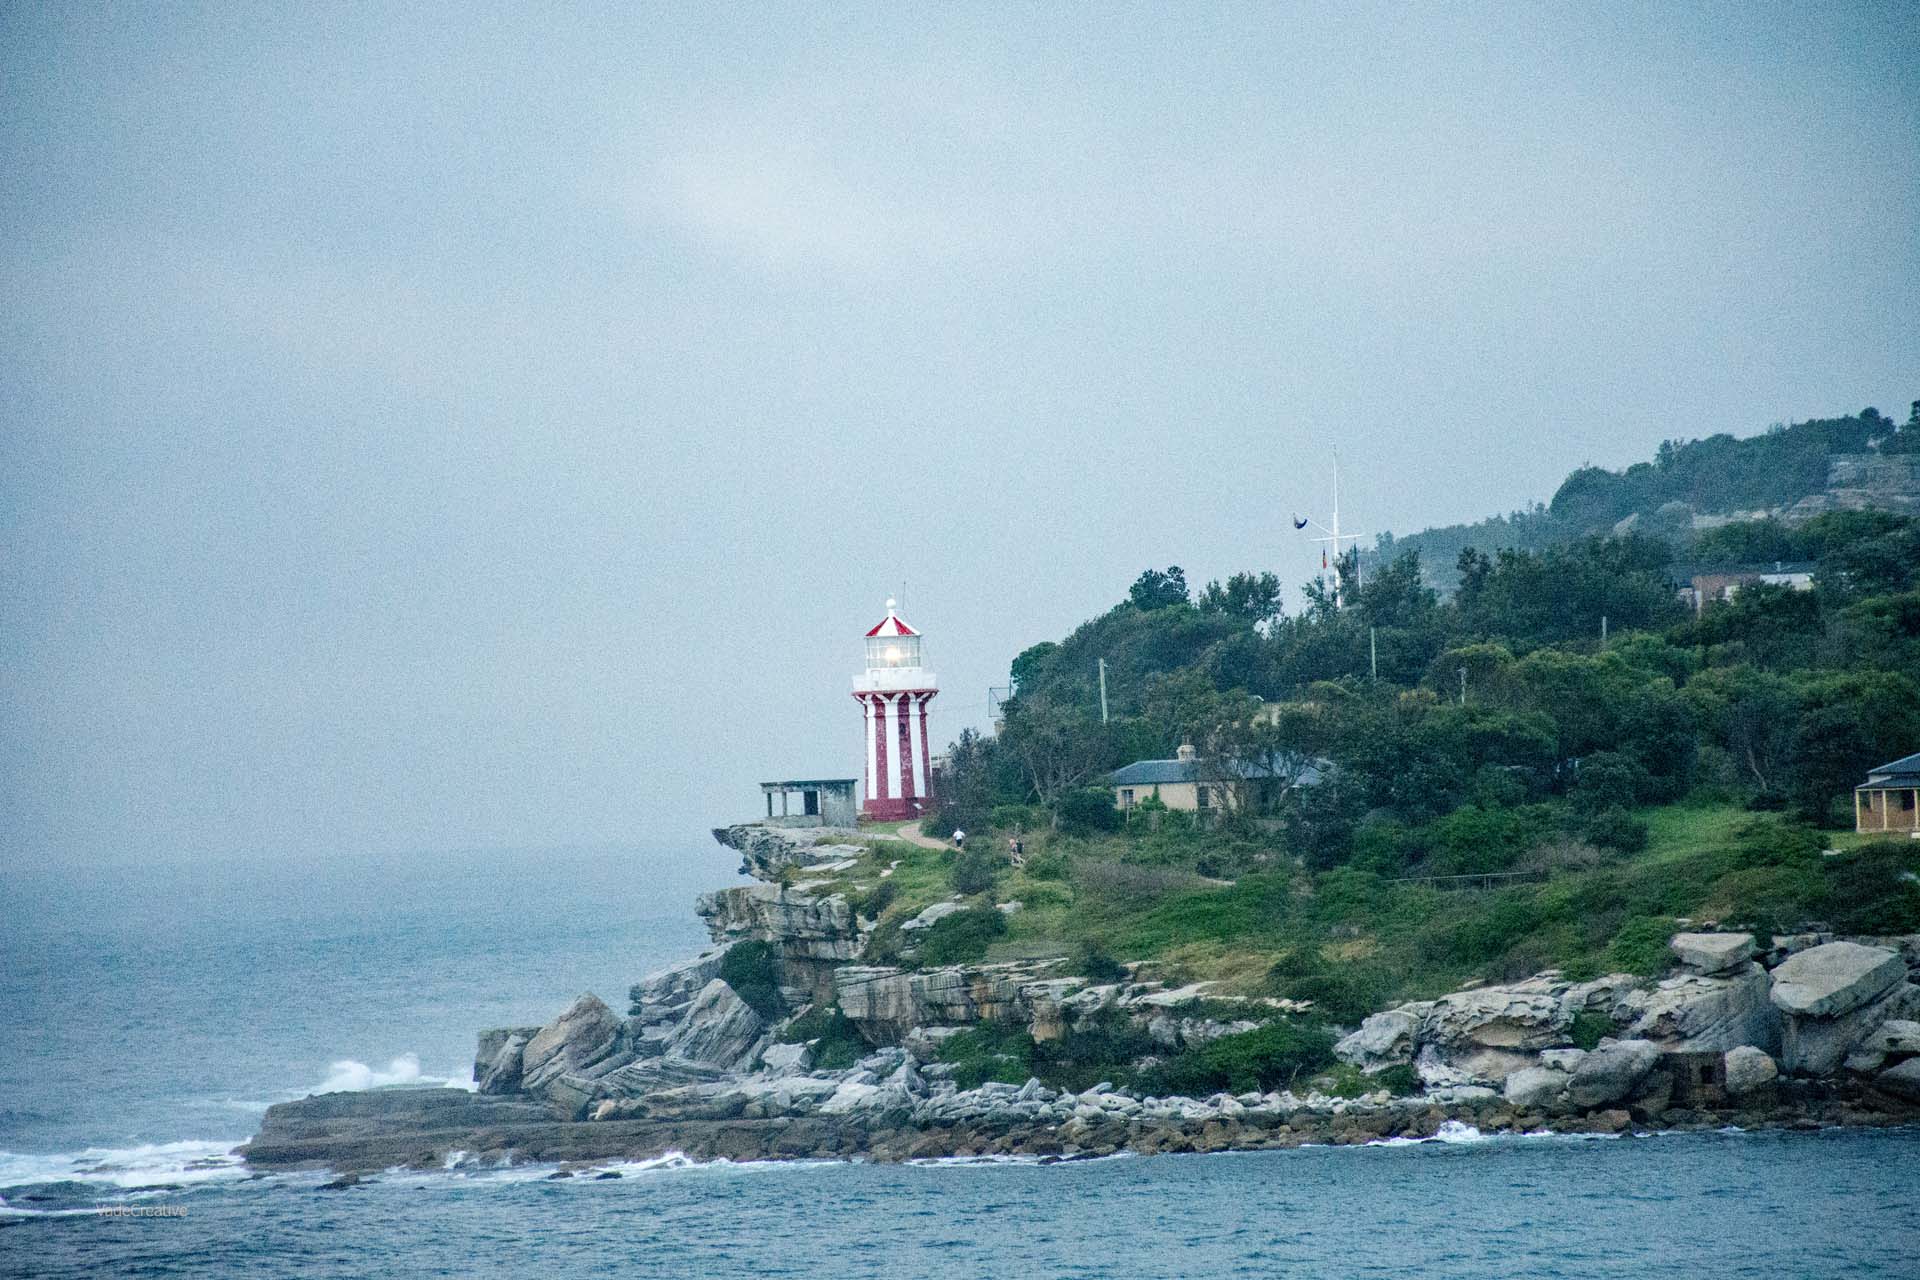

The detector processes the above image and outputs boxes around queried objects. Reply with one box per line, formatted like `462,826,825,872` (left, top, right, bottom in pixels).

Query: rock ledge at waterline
242,824,1920,1172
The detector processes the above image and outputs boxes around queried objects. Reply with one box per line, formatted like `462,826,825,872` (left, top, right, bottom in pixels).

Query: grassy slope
799,803,1920,1018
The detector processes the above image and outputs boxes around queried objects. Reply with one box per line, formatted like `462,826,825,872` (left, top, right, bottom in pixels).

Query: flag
1292,514,1308,530
1322,549,1328,570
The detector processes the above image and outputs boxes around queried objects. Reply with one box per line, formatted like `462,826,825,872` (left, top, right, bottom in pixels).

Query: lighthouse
852,598,938,821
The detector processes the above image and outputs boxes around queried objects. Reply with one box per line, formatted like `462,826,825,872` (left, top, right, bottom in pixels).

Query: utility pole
1600,614,1608,644
1370,626,1378,681
1097,658,1110,724
1458,667,1468,706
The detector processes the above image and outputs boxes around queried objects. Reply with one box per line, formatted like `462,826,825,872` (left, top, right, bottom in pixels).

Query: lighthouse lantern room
852,598,939,821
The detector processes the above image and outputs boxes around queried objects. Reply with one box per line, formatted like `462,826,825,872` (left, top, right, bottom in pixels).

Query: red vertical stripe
896,694,914,803
871,694,890,799
917,695,933,804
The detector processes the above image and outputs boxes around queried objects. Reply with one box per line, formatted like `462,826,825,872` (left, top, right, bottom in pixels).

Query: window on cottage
1196,786,1212,809
1120,788,1134,808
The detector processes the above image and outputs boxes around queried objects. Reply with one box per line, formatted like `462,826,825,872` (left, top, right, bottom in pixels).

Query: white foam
312,1053,475,1095
0,1139,246,1193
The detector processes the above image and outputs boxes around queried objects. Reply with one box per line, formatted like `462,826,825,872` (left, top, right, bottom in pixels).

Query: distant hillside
1377,404,1920,589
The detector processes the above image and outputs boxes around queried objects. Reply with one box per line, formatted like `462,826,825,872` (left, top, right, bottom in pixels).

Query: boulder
899,901,968,933
1566,1039,1662,1110
1863,1019,1920,1058
1768,942,1906,1019
1723,1046,1778,1095
1503,1066,1569,1111
474,1026,540,1095
1538,1048,1587,1073
1875,1057,1920,1102
1335,1010,1420,1070
1779,981,1918,1077
711,823,866,880
759,1041,813,1075
1670,932,1756,975
662,980,765,1069
1621,963,1779,1053
520,995,626,1093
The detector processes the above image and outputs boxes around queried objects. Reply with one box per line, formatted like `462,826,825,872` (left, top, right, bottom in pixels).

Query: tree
1198,571,1283,624
1128,566,1190,611
997,696,1112,809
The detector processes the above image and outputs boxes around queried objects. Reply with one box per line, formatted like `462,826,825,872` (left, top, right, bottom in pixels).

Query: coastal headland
243,822,1920,1172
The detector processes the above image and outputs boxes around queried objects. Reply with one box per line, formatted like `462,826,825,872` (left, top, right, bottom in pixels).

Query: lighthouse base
861,796,928,822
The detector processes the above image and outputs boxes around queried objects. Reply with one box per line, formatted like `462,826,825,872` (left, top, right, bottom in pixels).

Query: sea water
3,839,1917,1278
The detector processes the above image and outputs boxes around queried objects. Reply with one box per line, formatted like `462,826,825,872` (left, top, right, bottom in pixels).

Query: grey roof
1860,752,1920,788
759,778,858,790
1109,757,1323,787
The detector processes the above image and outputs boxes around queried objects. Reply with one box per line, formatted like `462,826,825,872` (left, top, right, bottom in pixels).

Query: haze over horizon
4,3,1916,865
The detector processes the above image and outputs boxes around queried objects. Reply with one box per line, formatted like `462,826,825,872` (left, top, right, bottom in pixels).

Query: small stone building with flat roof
1856,752,1920,835
759,778,858,828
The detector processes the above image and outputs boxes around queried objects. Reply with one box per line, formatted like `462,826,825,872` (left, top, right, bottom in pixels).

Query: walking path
896,821,951,851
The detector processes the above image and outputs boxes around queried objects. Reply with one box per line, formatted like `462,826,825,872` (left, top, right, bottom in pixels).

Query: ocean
3,837,1917,1278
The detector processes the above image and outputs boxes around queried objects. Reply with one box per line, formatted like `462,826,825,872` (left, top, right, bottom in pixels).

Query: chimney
1176,743,1197,762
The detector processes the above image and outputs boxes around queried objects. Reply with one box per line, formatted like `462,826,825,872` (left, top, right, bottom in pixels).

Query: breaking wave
0,1139,248,1214
312,1053,474,1095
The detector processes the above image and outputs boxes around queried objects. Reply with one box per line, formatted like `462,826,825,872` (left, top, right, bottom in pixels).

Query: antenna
1294,449,1369,608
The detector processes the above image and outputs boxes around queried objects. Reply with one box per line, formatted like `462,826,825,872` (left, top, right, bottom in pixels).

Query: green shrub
937,1024,1035,1088
1022,849,1071,881
1266,946,1386,1023
917,906,1008,965
1070,939,1129,984
1822,842,1920,933
951,845,999,895
1057,786,1124,835
718,941,785,1020
851,878,898,919
1583,807,1649,852
778,1006,868,1070
1029,1008,1157,1091
1140,1021,1336,1096
1374,1063,1420,1096
1604,915,1674,976
1567,1009,1614,1051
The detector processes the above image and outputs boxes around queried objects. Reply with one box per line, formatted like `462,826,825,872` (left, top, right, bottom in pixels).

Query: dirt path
896,821,951,850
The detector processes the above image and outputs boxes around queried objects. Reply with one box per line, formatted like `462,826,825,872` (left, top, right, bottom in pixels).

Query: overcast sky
3,3,1915,865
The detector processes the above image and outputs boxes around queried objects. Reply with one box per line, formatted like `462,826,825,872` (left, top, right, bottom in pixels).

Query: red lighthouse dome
852,598,938,821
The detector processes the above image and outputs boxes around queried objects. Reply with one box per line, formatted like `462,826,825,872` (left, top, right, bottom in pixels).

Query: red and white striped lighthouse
852,598,938,821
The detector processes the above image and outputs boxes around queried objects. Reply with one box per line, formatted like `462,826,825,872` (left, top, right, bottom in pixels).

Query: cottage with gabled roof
1109,743,1321,815
1856,752,1920,835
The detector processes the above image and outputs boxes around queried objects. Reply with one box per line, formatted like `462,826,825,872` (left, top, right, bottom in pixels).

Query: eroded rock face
1335,1010,1420,1071
711,823,867,880
521,994,626,1094
1566,1039,1661,1110
1877,1058,1920,1102
696,884,861,963
1419,977,1572,1051
834,961,1079,1044
1769,942,1906,1019
663,980,766,1069
1670,932,1756,975
629,950,726,1022
474,1027,540,1095
1621,963,1780,1053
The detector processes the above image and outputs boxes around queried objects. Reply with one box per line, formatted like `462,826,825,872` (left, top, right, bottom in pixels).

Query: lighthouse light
885,645,902,665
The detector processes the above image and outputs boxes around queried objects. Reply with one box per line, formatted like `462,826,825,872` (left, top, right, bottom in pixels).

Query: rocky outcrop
1770,943,1913,1076
711,823,866,880
1769,942,1907,1019
519,995,627,1095
1420,978,1571,1051
696,884,861,964
834,960,1077,1043
1621,963,1780,1053
662,980,765,1069
474,1026,540,1095
1876,1058,1920,1102
1335,1010,1420,1071
1670,932,1756,975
